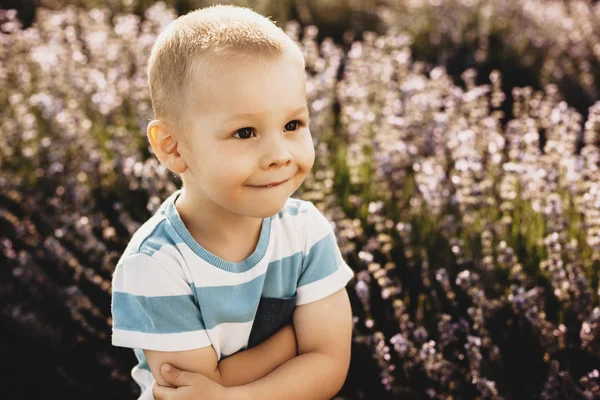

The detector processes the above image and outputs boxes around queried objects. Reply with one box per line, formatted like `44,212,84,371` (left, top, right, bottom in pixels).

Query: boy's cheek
304,140,316,170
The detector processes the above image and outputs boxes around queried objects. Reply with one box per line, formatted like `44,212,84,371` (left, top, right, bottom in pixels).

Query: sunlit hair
147,4,303,135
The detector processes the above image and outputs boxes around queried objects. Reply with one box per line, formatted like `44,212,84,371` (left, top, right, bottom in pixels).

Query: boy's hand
153,364,231,400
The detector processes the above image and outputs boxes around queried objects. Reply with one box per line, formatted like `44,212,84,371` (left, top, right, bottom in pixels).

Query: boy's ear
147,120,188,174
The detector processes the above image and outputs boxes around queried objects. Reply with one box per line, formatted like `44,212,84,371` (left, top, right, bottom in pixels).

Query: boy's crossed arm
149,287,352,400
144,319,298,388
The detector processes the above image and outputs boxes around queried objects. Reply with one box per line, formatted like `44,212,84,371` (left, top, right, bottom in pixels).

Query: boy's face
177,49,315,218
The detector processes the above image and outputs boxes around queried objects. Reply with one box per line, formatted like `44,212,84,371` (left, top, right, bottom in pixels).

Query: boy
111,4,355,400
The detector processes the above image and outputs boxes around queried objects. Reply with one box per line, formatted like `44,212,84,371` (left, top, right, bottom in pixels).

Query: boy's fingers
161,363,193,387
153,382,176,400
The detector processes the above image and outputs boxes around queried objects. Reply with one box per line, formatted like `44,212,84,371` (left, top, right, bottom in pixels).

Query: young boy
111,4,355,400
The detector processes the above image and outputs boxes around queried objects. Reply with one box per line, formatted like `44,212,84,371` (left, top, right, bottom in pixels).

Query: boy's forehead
199,52,304,85
187,53,307,116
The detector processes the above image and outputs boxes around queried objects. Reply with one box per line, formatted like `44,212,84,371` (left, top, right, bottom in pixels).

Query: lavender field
1,1,600,399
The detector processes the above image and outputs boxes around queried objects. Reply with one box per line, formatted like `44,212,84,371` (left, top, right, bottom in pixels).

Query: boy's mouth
250,177,291,188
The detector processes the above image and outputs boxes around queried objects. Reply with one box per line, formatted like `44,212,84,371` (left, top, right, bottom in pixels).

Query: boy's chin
241,201,289,219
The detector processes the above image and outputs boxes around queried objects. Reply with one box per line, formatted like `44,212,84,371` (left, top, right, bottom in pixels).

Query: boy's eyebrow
223,105,308,123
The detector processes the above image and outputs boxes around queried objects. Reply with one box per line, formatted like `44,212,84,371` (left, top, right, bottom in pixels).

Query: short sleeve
296,202,355,306
111,252,211,351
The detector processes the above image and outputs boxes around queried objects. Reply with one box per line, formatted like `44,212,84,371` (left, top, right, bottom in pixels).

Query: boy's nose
260,136,293,169
264,153,292,169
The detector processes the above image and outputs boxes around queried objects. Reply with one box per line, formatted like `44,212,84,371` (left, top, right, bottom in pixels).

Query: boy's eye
232,120,304,139
233,127,255,139
284,120,303,131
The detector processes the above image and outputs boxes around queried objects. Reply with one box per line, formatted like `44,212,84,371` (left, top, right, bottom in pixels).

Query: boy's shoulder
116,190,184,268
273,197,326,226
273,197,334,243
276,196,309,217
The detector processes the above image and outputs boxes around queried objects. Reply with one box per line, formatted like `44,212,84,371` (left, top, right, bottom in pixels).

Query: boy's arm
227,288,352,400
217,323,298,386
145,322,298,388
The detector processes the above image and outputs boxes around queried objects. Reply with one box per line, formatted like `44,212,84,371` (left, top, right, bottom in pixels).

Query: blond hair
147,4,302,135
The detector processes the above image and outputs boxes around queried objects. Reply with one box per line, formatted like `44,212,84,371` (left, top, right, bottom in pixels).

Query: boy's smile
247,173,295,188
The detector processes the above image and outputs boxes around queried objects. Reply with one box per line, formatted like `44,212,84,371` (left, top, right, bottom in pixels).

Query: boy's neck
174,189,264,262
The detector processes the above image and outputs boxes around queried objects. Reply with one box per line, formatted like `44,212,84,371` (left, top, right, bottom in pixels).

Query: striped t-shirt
110,188,355,398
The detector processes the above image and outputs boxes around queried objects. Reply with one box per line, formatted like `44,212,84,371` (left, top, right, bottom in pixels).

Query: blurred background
1,0,600,399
